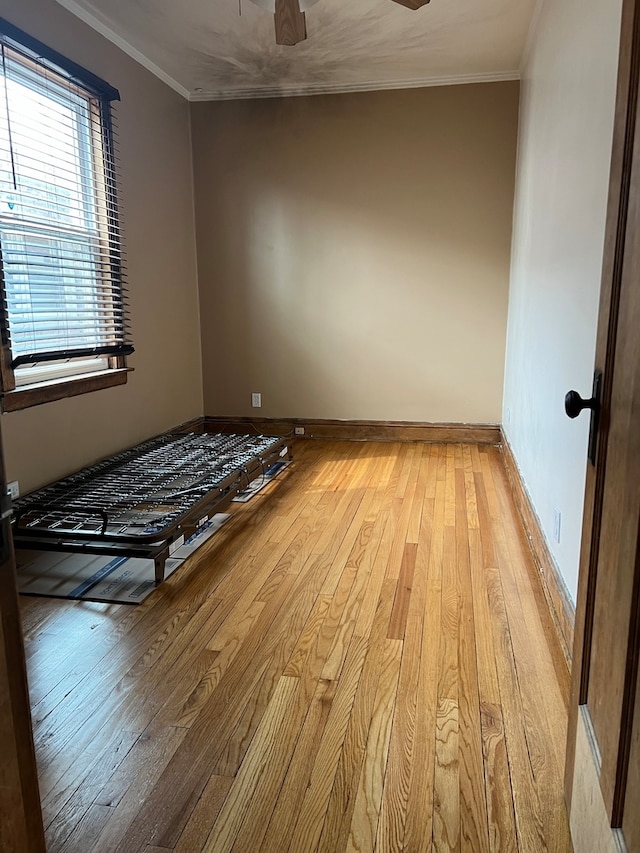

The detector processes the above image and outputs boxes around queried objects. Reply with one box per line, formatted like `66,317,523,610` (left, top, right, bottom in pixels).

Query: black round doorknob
565,389,597,419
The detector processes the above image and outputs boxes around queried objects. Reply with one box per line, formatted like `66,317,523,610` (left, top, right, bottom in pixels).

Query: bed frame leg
154,556,166,585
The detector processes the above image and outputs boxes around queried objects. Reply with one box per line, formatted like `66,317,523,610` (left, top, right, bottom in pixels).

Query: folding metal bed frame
11,431,291,583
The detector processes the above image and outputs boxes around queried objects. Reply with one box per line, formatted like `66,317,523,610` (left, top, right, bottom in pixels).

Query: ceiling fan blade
274,0,307,45
390,0,431,8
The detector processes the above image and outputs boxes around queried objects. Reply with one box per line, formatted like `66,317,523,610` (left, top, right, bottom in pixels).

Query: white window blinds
0,20,132,374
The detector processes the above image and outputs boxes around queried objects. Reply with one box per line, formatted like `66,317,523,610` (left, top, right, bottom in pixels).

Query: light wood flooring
20,440,573,853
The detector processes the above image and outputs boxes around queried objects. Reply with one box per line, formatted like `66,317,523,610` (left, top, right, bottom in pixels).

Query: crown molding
188,70,520,102
53,0,190,99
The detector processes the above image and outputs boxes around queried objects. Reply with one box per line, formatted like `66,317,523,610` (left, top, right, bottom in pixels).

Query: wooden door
565,0,640,849
0,422,45,851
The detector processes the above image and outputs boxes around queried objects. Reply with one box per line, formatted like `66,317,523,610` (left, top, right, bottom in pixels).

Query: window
0,19,133,411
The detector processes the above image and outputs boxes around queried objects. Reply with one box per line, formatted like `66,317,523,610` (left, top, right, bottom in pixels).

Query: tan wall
0,0,203,493
192,83,519,424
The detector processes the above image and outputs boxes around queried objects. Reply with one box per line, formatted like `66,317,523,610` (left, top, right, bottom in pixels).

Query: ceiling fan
250,0,430,47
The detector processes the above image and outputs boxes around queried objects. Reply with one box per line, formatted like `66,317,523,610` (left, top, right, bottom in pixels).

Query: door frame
0,423,46,851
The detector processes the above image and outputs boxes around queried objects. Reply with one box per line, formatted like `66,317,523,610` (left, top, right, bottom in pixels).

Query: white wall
502,0,623,601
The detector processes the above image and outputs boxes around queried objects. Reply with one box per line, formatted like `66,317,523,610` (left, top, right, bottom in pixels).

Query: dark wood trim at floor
173,416,207,434
500,431,575,670
203,416,501,445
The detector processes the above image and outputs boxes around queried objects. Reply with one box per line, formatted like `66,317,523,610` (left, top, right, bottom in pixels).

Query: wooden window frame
0,20,132,413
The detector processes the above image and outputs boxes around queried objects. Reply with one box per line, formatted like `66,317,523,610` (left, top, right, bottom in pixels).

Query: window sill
1,368,131,412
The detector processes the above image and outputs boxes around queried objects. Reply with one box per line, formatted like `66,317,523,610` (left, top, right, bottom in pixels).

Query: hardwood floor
19,440,573,853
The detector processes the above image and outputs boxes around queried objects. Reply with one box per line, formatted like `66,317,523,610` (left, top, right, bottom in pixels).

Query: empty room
1,0,639,851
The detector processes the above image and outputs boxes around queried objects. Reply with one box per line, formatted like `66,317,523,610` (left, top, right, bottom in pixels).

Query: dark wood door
0,421,45,851
565,0,640,848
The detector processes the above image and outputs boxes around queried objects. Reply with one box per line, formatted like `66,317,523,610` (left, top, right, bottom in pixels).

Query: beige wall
502,0,622,601
0,0,203,493
192,83,519,424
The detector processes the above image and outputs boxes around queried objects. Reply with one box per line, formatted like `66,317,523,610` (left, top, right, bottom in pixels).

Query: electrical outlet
251,392,262,408
294,426,305,436
7,480,19,500
553,508,561,544
505,407,511,426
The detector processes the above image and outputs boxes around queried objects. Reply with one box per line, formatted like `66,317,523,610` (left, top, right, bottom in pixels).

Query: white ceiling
55,0,536,100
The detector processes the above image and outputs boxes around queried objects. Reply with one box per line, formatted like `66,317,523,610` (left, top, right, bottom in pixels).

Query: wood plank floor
19,440,573,853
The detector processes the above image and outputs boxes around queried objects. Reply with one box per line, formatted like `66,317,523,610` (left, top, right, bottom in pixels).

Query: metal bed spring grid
12,432,291,582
